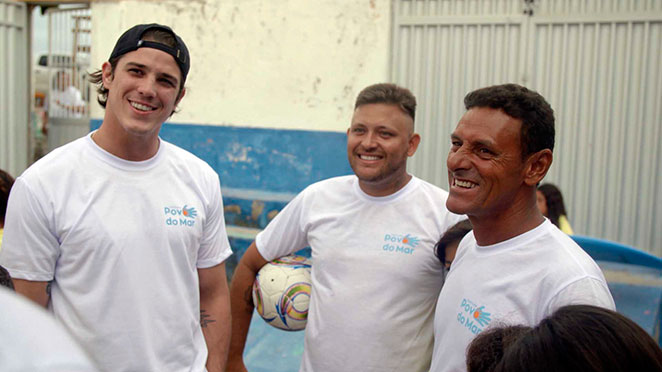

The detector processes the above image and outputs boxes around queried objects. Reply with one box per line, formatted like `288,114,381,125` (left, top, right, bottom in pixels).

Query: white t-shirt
256,175,464,372
0,133,232,372
0,286,99,371
430,219,615,372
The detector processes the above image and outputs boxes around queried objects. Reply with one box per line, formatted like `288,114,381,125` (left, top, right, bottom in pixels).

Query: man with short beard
228,83,464,372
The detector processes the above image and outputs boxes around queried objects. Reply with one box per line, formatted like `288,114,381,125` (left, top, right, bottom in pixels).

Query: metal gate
392,0,662,254
44,5,91,152
0,0,28,177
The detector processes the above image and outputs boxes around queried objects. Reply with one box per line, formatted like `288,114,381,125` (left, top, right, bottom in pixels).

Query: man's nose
447,147,469,171
136,77,157,97
361,132,378,149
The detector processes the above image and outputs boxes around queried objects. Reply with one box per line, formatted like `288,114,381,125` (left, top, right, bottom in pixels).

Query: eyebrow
450,133,496,148
125,62,179,85
350,123,399,133
474,139,495,148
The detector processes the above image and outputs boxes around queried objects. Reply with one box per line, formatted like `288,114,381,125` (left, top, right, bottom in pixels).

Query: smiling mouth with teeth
358,154,382,161
130,101,157,112
454,179,477,188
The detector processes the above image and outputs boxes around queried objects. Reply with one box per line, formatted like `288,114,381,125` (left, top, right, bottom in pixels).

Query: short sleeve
0,177,60,281
196,173,232,268
546,276,616,314
255,189,309,262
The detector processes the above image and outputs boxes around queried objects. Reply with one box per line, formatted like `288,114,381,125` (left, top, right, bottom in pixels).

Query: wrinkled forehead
453,107,522,144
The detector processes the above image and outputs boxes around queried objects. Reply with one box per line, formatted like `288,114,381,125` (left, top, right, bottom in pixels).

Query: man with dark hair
88,27,186,112
0,24,232,372
463,83,555,158
429,84,614,371
228,83,464,372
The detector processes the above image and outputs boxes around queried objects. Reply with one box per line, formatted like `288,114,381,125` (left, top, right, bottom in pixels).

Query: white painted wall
90,0,392,131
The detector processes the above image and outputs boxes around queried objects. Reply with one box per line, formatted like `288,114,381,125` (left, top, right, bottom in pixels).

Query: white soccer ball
252,254,312,331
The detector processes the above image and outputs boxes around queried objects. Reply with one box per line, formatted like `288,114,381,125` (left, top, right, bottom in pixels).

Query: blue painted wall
92,120,352,193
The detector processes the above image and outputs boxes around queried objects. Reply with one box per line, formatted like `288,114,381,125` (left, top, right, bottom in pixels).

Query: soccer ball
252,254,312,331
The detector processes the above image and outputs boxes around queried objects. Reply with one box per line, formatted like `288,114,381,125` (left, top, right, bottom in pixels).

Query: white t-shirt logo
382,233,419,255
164,205,197,227
456,298,492,335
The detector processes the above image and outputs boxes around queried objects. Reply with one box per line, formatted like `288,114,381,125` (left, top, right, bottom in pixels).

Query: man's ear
101,61,113,89
524,149,553,186
175,87,186,107
407,133,421,157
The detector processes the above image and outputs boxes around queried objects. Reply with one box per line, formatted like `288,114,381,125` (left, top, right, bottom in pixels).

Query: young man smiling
227,83,464,372
429,84,614,372
0,24,232,372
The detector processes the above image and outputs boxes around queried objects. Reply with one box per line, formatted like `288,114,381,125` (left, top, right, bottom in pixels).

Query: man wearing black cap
0,24,232,372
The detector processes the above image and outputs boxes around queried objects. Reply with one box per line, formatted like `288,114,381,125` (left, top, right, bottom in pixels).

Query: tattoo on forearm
46,281,52,296
200,309,216,328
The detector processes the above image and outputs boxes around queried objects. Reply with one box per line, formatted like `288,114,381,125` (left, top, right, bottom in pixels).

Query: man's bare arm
226,242,269,372
198,263,232,372
12,279,50,308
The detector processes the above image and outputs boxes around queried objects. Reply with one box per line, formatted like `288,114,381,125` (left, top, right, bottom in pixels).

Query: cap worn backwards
109,23,190,86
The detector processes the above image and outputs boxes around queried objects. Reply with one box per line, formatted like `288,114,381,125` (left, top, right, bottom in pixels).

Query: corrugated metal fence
0,0,28,177
392,0,662,254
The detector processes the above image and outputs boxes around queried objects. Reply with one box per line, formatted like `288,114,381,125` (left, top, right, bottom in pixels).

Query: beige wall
90,0,392,131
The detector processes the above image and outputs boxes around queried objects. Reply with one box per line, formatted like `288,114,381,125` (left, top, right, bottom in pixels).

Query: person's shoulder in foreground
0,286,100,372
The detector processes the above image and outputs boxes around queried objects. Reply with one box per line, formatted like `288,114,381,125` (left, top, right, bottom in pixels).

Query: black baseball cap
109,23,190,86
